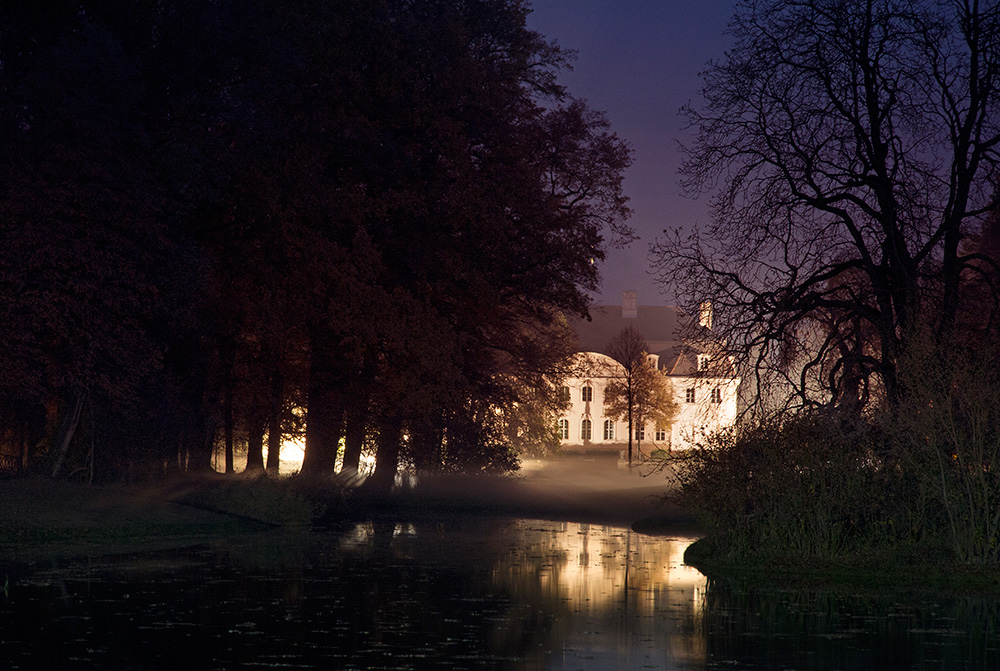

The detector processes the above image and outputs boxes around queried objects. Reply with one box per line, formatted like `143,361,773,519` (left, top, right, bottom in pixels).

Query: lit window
635,424,645,441
582,386,594,402
655,428,667,442
558,419,569,440
685,387,696,403
603,420,615,440
711,388,722,404
697,354,709,371
581,418,592,440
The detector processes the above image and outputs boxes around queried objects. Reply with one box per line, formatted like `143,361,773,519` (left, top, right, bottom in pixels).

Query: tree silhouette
654,0,1000,412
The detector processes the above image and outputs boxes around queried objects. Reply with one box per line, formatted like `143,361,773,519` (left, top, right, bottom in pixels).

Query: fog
394,452,696,532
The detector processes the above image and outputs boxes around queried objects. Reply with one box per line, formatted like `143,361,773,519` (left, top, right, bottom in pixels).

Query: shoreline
0,455,697,563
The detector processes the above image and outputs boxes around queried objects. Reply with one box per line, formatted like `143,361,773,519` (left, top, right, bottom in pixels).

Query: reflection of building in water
493,520,707,668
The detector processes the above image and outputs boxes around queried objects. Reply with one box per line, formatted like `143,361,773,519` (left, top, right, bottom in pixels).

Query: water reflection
13,518,1000,669
343,519,707,669
0,518,704,670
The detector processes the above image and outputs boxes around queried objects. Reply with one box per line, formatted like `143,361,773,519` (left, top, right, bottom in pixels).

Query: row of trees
0,0,632,486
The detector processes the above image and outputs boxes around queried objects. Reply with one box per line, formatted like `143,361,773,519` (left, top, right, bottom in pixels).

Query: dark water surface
1,517,998,669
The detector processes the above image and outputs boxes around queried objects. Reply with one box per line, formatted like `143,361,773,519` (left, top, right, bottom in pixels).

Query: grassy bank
0,474,334,561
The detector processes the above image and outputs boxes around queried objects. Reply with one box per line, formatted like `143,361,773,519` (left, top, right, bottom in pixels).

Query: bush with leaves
672,411,923,564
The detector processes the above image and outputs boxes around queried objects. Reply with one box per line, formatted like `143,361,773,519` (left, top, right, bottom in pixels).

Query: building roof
569,304,689,355
568,293,735,378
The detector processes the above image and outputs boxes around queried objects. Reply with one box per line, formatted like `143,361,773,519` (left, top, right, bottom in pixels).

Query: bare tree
653,0,1000,413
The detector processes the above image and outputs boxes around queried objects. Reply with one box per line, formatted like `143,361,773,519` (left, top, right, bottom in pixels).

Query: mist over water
394,452,692,530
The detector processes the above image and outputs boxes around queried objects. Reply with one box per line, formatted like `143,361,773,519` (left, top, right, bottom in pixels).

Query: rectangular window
697,355,709,371
685,387,696,403
655,428,666,442
711,388,722,404
582,386,594,402
560,386,570,403
635,425,645,441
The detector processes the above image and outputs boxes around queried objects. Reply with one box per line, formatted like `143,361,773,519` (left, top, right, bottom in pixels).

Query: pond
1,517,998,669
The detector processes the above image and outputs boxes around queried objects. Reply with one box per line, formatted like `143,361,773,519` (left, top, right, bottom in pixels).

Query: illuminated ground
395,452,695,531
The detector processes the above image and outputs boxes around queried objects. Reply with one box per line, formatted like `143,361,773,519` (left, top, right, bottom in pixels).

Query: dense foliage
0,0,632,484
677,340,1000,567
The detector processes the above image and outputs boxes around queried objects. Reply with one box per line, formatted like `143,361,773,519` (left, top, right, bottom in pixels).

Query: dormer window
697,354,710,372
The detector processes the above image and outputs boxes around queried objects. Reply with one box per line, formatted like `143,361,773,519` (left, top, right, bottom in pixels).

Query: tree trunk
367,415,402,493
245,419,265,471
186,415,217,473
626,388,634,472
223,371,235,474
341,354,375,476
265,370,283,472
341,412,366,476
51,390,86,478
301,329,344,476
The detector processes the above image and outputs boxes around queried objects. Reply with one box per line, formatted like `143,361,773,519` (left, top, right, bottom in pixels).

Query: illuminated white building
559,292,740,454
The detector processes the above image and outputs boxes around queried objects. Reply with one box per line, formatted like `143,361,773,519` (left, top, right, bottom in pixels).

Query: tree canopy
0,0,632,482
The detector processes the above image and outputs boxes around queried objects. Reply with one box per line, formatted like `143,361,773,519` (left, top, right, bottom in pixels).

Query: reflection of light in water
494,520,707,669
496,520,705,613
335,517,707,669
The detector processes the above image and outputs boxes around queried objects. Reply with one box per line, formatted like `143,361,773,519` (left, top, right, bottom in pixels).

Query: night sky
527,1,738,307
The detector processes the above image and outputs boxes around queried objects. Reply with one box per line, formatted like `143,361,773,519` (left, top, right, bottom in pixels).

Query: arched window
558,419,569,440
603,419,615,440
581,418,592,441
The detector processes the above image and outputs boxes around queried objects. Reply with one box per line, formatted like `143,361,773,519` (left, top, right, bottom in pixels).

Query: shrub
891,342,1000,565
671,411,917,564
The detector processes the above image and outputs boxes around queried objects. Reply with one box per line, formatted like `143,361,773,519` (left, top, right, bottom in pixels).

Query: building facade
559,292,740,455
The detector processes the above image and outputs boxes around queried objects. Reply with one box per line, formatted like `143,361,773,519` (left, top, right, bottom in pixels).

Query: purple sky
526,1,738,307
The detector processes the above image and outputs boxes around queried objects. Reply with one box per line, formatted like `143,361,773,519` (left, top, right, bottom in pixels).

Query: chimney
622,291,638,319
699,301,713,330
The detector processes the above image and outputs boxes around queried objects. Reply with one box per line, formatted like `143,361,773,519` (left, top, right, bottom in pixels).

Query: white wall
559,352,740,454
